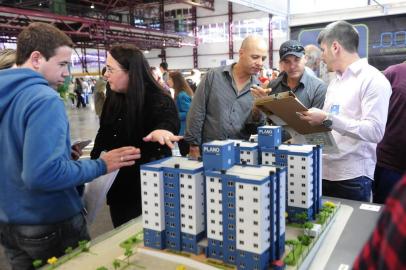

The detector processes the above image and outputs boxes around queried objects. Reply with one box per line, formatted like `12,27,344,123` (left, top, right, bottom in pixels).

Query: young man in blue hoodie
0,22,141,269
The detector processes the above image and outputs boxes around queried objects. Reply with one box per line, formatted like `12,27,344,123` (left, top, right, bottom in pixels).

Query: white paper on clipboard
83,169,119,225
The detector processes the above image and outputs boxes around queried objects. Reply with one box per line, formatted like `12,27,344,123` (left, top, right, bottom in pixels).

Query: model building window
239,229,244,234
155,212,159,217
239,196,244,200
228,192,234,197
253,198,258,203
265,153,269,156
142,172,147,176
181,194,185,198
155,203,158,207
180,174,184,178
302,183,306,187
253,221,258,225
188,205,193,209
253,186,258,191
211,209,215,213
188,185,192,189
154,183,158,187
302,157,306,161
290,199,294,203
189,215,193,219
143,181,147,186
290,157,294,160
210,188,214,192
302,200,306,204
302,192,306,196
272,154,276,157
228,203,234,208
290,165,294,169
229,255,235,261
254,255,259,260
265,161,269,164
210,199,214,203
219,221,223,225
301,175,306,179
302,166,306,170
239,207,244,212
220,231,223,236
253,209,258,214
239,240,245,245
290,173,294,177
143,191,147,195
181,204,185,208
239,184,244,189
228,235,234,240
210,178,214,182
145,220,149,224
181,213,185,218
219,189,222,193
253,243,258,248
227,181,234,186
153,173,157,177
253,232,258,237
188,175,192,179
155,193,158,197
144,201,148,205
188,195,192,199
290,182,294,186
228,224,234,229
228,213,234,219
290,190,294,194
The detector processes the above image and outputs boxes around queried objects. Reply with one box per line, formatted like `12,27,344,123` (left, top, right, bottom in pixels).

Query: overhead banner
290,14,406,71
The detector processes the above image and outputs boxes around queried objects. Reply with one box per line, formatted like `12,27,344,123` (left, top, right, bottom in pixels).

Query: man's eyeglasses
280,45,305,55
105,66,126,74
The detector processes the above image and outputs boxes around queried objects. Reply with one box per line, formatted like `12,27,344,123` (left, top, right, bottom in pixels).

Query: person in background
186,68,201,92
185,35,267,159
304,44,322,77
0,48,16,70
94,67,107,119
151,66,171,96
74,77,86,108
159,62,169,85
168,71,193,156
373,61,406,204
298,20,391,202
353,173,406,270
0,22,140,270
67,79,76,107
90,44,181,228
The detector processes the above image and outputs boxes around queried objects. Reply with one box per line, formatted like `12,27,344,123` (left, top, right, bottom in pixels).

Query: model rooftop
143,157,203,170
278,144,314,153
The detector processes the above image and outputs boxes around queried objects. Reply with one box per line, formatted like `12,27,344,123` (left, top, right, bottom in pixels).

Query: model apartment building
140,125,322,270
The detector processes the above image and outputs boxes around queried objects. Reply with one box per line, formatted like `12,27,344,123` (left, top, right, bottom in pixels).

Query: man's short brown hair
16,22,74,65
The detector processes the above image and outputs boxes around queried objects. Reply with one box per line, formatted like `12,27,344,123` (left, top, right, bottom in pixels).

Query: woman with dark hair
90,44,181,227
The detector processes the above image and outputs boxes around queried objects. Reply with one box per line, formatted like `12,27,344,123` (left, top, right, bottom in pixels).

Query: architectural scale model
140,125,323,270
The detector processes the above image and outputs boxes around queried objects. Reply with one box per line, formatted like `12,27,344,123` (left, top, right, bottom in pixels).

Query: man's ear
331,41,340,54
30,51,43,70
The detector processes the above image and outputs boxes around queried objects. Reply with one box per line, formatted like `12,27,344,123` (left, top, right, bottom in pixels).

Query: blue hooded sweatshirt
0,68,106,224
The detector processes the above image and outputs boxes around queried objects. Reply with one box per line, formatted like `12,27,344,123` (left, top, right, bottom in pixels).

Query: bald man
185,35,268,158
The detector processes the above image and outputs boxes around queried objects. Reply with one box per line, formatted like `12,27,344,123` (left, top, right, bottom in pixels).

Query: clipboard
254,91,331,135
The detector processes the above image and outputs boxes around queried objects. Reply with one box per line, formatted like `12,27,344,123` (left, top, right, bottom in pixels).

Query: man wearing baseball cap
251,40,327,109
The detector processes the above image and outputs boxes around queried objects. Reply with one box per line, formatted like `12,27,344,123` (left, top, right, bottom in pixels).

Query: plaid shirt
353,174,406,270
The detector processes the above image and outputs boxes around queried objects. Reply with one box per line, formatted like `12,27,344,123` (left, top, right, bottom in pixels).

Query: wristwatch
322,113,333,128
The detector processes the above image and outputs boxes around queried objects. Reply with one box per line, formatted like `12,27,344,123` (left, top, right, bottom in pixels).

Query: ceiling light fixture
90,3,95,9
